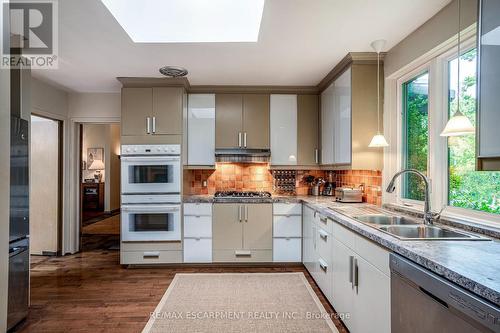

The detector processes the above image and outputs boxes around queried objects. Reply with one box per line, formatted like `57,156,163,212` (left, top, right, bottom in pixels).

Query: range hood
215,148,271,163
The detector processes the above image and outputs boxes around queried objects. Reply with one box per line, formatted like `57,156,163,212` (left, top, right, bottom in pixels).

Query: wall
68,92,121,120
108,124,121,211
385,0,478,77
31,77,69,118
0,2,11,329
30,116,59,255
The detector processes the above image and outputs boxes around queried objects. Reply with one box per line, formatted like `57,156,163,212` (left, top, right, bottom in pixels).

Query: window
447,49,500,214
402,72,429,201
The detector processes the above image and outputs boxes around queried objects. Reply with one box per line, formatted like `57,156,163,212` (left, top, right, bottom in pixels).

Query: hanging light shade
440,0,475,137
369,39,389,148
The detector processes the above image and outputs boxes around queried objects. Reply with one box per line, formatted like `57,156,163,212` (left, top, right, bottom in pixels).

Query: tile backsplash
184,164,382,206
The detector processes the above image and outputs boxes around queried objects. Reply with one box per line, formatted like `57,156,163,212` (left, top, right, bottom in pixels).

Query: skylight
100,0,265,43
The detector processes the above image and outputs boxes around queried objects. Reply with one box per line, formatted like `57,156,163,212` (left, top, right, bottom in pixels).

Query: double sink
353,215,488,241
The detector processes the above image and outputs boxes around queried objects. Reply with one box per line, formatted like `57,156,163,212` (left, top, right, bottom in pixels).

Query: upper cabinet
121,87,184,137
477,0,500,170
297,95,320,166
188,94,215,166
270,94,297,165
215,94,270,149
320,60,382,170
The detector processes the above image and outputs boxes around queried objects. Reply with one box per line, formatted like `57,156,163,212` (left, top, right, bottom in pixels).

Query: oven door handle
121,156,180,162
121,205,180,213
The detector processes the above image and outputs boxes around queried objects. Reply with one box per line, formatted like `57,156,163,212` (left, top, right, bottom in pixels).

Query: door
332,238,355,332
213,204,243,250
243,94,270,149
243,203,272,250
121,88,152,136
215,94,243,148
152,87,183,135
354,256,391,333
270,94,297,165
297,94,319,165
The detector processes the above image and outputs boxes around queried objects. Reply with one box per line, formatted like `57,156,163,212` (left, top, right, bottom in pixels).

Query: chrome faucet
386,169,434,225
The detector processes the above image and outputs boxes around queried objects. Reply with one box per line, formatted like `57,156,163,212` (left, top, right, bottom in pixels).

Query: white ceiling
33,0,452,93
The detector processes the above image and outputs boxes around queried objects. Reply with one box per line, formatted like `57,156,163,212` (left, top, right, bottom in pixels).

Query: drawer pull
235,250,251,257
319,258,328,272
319,216,328,224
143,251,160,258
318,229,328,240
349,256,354,286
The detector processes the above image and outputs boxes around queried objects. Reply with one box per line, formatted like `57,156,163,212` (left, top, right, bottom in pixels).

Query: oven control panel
121,144,181,155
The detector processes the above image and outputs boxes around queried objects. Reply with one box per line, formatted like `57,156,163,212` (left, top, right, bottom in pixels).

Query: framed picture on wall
87,148,104,168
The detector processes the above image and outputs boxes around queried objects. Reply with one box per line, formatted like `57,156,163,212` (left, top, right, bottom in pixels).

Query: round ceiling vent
159,66,188,78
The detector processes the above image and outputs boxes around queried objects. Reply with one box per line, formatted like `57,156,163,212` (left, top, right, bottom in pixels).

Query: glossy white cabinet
332,238,356,331
273,238,301,262
272,202,301,262
183,203,213,263
321,68,351,165
187,94,215,166
184,238,212,263
270,94,297,165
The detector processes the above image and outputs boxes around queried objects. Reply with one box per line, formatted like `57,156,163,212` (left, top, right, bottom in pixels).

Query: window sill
383,203,500,240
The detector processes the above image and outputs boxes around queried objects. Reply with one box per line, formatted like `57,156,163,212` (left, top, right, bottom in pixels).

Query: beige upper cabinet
121,87,184,137
152,87,183,135
242,94,270,149
297,94,319,165
215,93,270,149
215,94,243,148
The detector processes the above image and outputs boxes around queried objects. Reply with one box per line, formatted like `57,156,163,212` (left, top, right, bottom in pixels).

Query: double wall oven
121,145,181,242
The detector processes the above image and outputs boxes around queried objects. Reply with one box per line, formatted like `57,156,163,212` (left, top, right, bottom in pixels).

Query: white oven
121,144,181,194
121,203,181,241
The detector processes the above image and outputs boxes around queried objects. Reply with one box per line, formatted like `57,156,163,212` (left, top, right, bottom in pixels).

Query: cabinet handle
238,132,242,147
318,229,328,240
152,116,156,133
349,255,354,286
319,216,327,224
143,251,160,258
244,132,247,148
245,205,248,222
319,258,328,272
315,148,319,164
235,250,251,257
146,117,151,134
238,205,242,222
353,258,359,294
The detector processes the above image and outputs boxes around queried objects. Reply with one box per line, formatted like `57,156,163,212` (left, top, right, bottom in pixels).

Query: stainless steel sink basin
378,225,486,240
355,215,418,226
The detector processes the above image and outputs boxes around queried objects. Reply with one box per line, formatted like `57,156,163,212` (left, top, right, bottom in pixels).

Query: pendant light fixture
440,0,475,137
368,39,389,148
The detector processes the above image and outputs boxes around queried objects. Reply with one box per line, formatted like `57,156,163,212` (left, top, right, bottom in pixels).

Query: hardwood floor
14,250,348,333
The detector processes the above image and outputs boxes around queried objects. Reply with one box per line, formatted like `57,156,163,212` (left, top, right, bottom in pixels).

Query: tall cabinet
187,94,215,166
320,55,383,170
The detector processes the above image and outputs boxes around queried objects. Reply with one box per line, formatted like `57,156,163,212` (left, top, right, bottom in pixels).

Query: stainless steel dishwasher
390,254,500,333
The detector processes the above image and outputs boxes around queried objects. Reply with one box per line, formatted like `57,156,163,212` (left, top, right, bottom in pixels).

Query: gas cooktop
214,191,272,198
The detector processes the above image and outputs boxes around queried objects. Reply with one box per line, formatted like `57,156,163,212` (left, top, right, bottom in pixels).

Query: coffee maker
322,171,336,196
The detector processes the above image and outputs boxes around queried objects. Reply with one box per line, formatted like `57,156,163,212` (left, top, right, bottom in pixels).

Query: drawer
273,215,302,237
120,241,182,252
184,238,212,263
317,257,333,303
273,203,302,216
120,250,182,265
316,213,333,234
354,233,390,276
213,250,272,263
317,228,332,263
332,221,355,250
184,203,212,216
184,215,212,238
273,238,302,262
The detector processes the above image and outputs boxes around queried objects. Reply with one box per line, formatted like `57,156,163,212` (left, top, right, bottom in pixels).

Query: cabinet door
297,94,319,165
152,87,183,135
215,94,243,148
121,88,152,136
188,94,215,165
334,68,352,165
243,94,270,149
332,238,355,332
243,204,272,250
212,204,243,250
354,256,391,333
321,83,335,164
270,94,297,165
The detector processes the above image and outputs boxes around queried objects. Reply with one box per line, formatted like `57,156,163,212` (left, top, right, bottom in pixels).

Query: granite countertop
182,194,500,306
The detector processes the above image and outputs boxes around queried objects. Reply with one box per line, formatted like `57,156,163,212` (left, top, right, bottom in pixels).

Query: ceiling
33,0,452,93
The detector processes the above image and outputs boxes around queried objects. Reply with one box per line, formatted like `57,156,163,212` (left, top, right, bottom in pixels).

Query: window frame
384,25,500,229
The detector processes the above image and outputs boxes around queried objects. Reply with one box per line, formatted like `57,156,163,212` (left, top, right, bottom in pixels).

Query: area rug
142,273,338,333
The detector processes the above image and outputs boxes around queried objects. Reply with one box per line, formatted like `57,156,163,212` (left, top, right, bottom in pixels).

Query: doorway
79,123,121,251
29,115,63,257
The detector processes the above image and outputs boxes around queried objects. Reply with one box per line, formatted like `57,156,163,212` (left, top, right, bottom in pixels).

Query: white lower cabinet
183,203,213,263
273,203,302,262
332,238,356,331
273,238,301,262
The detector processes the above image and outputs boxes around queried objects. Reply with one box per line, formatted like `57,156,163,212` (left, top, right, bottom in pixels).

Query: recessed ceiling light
100,0,265,43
